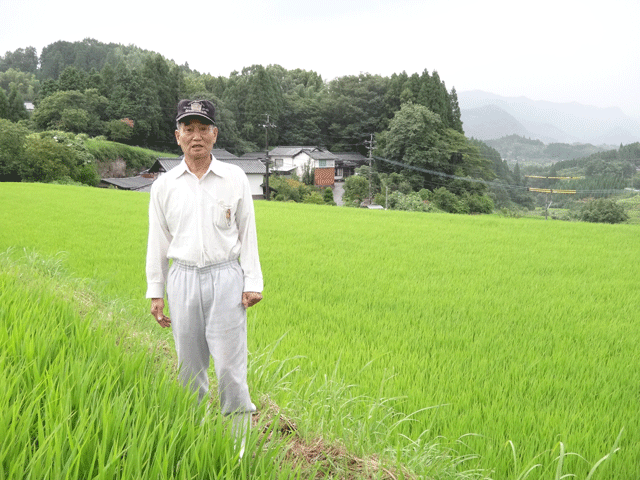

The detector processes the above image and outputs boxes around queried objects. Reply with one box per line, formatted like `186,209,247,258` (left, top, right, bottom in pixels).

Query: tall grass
0,253,297,479
2,183,640,478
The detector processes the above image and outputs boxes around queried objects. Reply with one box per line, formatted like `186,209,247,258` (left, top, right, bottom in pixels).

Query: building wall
292,153,312,177
314,168,335,187
246,174,265,198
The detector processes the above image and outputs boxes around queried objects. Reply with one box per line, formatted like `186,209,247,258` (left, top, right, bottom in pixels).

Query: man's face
175,118,218,159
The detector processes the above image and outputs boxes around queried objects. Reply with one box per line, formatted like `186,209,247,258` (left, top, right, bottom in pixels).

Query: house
241,152,297,177
99,176,155,192
268,146,337,186
146,149,267,199
216,158,266,199
332,152,369,181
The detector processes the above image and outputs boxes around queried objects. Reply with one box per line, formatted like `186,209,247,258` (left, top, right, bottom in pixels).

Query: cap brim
176,113,215,124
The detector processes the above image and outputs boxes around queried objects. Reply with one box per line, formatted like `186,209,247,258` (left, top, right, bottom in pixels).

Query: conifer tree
7,85,28,122
0,88,10,120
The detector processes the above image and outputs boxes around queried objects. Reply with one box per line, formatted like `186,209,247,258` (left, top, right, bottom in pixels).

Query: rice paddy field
2,182,640,479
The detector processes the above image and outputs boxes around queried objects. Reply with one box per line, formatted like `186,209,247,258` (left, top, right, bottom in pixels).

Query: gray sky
3,0,640,117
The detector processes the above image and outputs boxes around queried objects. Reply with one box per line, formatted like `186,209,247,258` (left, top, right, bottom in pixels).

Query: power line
373,156,636,196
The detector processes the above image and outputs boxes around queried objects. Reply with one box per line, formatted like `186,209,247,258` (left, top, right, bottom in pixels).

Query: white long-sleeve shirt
145,156,263,299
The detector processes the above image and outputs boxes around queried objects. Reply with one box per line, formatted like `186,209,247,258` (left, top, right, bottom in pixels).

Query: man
146,99,263,453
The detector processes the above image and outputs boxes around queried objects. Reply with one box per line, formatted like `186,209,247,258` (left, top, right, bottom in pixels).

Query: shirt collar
176,154,226,178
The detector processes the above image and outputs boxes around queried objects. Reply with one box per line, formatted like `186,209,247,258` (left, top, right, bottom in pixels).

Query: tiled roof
212,148,239,160
241,152,268,160
101,176,155,191
148,155,265,175
149,158,182,173
308,150,337,161
222,159,266,174
269,146,322,157
333,152,369,162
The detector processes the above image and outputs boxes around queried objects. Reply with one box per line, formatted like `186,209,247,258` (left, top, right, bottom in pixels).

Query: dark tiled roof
241,152,268,160
149,158,182,173
148,155,265,175
212,148,239,160
101,176,155,191
308,150,337,161
269,146,330,157
222,159,266,174
333,152,369,162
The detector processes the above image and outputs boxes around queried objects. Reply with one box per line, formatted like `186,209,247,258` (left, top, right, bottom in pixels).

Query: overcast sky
3,0,640,117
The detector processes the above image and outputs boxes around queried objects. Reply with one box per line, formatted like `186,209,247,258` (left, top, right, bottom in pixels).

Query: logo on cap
188,102,203,113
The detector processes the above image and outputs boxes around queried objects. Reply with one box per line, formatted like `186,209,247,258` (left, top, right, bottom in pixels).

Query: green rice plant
2,183,640,479
0,259,299,479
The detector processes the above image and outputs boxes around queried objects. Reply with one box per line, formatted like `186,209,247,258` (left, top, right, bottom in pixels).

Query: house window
275,159,283,167
319,160,327,167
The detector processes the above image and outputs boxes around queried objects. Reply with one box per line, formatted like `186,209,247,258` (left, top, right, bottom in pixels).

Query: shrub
464,193,494,214
580,198,628,224
323,187,334,204
269,176,314,203
432,187,468,214
303,192,325,204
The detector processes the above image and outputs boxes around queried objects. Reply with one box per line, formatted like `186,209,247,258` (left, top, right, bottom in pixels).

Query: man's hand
151,298,171,328
242,292,263,309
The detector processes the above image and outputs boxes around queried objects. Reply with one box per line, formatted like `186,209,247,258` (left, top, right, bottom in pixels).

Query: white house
146,149,267,199
268,146,337,185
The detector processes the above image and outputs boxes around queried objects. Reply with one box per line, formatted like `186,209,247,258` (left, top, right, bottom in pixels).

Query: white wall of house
272,152,313,177
246,174,265,198
314,159,335,169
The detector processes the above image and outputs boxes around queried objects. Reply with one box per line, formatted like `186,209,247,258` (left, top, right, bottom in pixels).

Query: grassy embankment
2,182,639,479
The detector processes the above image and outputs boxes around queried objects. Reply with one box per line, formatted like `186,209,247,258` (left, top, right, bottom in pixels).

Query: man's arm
236,173,264,293
146,181,172,299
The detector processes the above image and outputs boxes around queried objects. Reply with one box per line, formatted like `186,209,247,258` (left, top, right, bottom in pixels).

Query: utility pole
525,175,580,220
261,114,276,200
364,133,374,204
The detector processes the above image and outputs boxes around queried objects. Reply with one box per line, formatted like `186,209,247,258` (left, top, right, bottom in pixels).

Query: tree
0,69,39,102
343,175,369,205
7,85,28,122
57,66,88,92
580,198,628,224
0,119,29,181
0,88,9,120
383,102,449,190
33,90,88,130
449,87,463,133
222,65,284,149
106,119,134,143
0,47,38,74
60,108,89,133
323,74,389,152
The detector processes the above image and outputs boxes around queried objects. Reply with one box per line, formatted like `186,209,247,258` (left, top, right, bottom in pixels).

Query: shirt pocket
214,200,236,230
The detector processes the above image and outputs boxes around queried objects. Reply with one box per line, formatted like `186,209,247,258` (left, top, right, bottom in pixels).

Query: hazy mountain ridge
484,134,610,165
459,90,640,146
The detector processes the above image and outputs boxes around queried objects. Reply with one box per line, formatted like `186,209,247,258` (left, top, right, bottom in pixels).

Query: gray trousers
167,259,256,416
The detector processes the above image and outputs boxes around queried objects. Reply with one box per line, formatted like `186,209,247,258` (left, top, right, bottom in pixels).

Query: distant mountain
458,90,640,146
484,135,609,165
461,105,529,140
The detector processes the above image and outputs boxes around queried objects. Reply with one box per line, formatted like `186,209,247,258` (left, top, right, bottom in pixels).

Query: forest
4,38,638,217
0,39,464,154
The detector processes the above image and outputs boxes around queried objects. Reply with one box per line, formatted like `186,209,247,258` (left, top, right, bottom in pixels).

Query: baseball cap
176,100,216,124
